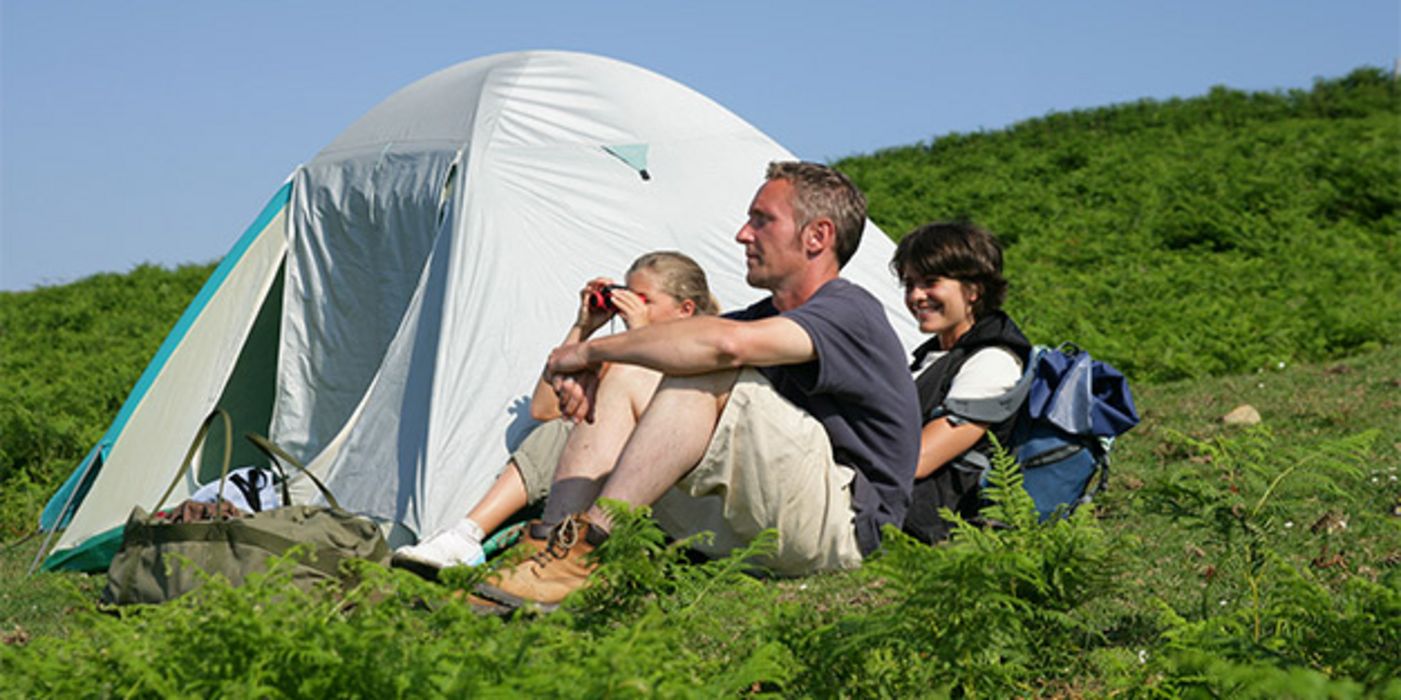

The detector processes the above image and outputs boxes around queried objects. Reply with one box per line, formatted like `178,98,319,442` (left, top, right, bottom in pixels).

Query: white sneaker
392,529,485,579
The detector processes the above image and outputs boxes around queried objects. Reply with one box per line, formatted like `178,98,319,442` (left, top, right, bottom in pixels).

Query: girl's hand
575,277,617,336
609,288,649,330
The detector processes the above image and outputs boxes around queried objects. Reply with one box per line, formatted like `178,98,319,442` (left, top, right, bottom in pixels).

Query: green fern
792,445,1115,697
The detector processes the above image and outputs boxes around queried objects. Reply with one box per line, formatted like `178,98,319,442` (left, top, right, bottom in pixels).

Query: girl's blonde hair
628,251,720,315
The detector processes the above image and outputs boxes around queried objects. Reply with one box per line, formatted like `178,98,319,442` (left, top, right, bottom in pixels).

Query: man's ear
804,218,836,256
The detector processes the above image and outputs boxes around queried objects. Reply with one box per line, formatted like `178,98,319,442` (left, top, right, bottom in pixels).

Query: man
475,161,920,610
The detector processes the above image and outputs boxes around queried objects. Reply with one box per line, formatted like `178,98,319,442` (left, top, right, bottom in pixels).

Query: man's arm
544,315,814,423
549,315,815,377
529,322,586,421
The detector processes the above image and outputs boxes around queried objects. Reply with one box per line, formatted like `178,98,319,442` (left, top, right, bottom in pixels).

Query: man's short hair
765,161,867,268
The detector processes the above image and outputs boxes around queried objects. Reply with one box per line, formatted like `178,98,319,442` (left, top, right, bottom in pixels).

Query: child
393,251,719,573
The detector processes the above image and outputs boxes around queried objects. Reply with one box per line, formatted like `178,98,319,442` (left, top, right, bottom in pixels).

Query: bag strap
151,409,232,514
243,433,342,510
251,450,293,506
940,356,1037,425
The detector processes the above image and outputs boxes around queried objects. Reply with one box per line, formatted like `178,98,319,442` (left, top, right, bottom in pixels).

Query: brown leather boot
474,514,607,611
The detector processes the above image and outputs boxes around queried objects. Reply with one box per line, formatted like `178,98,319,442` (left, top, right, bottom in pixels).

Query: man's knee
599,362,661,395
656,367,741,406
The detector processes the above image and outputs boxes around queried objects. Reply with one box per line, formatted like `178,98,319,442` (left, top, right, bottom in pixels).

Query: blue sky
2,1,1397,291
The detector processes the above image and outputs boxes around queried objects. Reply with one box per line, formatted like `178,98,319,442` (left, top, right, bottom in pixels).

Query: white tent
41,50,920,571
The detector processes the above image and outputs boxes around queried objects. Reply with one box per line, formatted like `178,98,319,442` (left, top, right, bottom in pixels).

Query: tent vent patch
602,144,651,181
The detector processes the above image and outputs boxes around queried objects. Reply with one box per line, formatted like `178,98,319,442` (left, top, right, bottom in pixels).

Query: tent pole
27,450,102,576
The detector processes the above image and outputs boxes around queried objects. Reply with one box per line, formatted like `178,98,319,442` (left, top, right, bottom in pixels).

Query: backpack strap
1092,436,1115,496
939,349,1038,425
925,345,1042,480
948,448,992,475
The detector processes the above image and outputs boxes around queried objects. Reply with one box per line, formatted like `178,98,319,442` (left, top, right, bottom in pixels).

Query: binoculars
587,284,628,312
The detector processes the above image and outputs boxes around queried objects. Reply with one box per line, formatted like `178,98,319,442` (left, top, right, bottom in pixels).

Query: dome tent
39,50,921,572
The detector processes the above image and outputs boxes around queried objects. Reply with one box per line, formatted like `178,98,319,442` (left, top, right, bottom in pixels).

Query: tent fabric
42,51,920,569
40,183,293,534
42,187,291,566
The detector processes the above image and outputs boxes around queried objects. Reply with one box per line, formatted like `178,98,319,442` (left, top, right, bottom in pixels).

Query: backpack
943,343,1141,522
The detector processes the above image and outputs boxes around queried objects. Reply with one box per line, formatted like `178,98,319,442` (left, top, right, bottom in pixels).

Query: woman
393,251,719,573
893,222,1031,544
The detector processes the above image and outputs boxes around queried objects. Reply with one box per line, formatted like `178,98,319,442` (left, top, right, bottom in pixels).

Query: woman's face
901,266,976,341
625,269,691,323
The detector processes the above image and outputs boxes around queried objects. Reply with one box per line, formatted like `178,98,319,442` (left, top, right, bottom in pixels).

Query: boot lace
535,516,581,563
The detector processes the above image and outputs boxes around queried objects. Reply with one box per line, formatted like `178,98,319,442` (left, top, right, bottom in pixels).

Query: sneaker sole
390,554,442,582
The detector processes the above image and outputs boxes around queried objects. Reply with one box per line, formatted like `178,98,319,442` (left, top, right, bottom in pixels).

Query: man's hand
550,371,600,423
546,342,602,423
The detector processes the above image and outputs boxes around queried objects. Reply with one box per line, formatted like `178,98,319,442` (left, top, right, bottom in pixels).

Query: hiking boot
391,527,486,581
474,514,606,611
449,589,517,617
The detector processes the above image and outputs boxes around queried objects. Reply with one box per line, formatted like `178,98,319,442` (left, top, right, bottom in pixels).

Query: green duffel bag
102,410,391,605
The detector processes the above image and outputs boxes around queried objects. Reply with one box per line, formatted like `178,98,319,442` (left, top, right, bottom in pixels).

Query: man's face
735,179,806,290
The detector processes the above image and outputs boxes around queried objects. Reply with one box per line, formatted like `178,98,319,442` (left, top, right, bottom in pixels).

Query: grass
1092,344,1401,648
0,534,101,643
4,344,1397,695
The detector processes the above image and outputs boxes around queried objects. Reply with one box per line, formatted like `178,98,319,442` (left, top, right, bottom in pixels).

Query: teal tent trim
39,182,293,536
37,443,103,533
39,524,124,573
602,144,650,180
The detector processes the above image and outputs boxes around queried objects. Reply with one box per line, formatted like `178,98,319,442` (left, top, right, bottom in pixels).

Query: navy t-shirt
726,278,920,555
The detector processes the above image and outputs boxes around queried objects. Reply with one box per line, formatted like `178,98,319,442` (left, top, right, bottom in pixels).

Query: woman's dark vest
903,312,1031,544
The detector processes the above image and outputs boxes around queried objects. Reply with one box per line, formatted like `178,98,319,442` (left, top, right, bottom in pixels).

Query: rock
1221,404,1261,426
2,626,28,646
1310,510,1348,535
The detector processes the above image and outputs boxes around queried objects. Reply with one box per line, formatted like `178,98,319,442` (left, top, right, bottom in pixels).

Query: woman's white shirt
912,346,1024,401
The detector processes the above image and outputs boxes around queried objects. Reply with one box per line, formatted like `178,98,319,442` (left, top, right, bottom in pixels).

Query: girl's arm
530,278,650,421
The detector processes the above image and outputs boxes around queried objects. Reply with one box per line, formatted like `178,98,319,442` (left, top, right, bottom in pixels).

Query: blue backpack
944,343,1140,521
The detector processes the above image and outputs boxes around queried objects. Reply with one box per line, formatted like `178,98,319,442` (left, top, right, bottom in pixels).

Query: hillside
839,66,1400,383
2,69,1398,695
0,264,215,535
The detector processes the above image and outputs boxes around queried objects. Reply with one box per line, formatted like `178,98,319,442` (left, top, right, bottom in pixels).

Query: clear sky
2,1,1396,291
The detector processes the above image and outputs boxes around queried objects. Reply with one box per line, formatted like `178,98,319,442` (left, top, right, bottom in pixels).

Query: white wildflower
1284,521,1294,529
